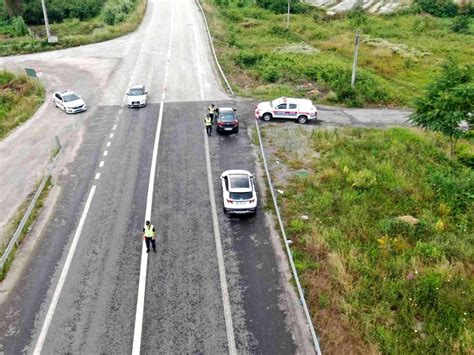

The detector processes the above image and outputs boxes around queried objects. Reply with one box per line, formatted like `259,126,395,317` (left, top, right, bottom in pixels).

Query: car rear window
230,191,253,200
63,94,80,102
229,175,250,188
219,111,235,122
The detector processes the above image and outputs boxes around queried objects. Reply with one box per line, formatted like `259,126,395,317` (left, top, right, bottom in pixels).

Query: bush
102,0,136,25
12,16,28,36
414,0,459,17
451,15,471,33
261,66,281,82
347,8,370,30
235,50,262,67
256,0,301,14
21,0,105,24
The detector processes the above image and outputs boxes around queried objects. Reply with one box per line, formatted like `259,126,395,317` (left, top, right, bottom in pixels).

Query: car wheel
223,206,227,214
235,127,239,134
262,113,272,122
297,115,308,124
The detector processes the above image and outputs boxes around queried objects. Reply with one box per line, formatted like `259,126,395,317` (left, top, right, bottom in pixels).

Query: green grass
0,176,53,281
0,71,45,140
262,126,473,353
202,0,474,107
0,0,146,57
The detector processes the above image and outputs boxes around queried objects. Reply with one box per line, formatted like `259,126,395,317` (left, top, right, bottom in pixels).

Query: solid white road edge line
204,132,237,355
131,101,164,355
33,185,97,355
194,3,235,352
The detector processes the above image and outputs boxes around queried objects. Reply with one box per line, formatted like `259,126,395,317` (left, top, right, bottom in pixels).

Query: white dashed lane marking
113,125,117,130
103,151,108,157
106,142,111,147
95,173,100,180
99,161,105,168
110,133,114,138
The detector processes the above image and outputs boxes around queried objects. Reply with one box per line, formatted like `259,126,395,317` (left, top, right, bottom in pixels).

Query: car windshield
129,88,144,96
63,94,80,102
219,111,235,122
230,191,253,200
229,175,250,188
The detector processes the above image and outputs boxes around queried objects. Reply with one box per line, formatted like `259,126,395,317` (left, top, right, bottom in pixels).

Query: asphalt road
0,0,314,353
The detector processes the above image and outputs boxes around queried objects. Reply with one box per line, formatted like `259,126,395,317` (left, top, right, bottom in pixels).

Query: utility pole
40,0,51,39
351,31,359,88
287,0,290,29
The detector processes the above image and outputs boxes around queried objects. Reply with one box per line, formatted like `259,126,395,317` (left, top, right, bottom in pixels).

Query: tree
410,61,474,157
4,0,23,16
256,0,301,14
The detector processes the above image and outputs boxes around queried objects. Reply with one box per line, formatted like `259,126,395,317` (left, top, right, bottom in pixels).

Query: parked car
255,97,317,124
127,84,148,108
52,90,87,114
220,170,257,215
215,107,239,134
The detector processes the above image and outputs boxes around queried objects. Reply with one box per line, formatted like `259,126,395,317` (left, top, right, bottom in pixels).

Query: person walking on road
208,104,216,123
143,220,156,253
204,114,213,137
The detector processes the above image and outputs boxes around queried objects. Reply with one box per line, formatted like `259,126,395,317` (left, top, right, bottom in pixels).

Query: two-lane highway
0,0,313,353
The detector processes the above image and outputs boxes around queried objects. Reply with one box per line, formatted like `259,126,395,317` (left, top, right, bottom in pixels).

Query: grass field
0,0,146,57
0,71,44,140
202,0,474,107
261,124,473,353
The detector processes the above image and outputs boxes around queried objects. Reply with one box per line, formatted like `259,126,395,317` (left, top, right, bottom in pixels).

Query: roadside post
351,32,360,88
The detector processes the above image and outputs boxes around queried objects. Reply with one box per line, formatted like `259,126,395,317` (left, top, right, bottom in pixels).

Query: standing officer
208,104,216,123
204,114,213,136
143,220,156,253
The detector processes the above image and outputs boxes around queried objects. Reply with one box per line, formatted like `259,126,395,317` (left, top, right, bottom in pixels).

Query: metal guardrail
195,0,235,97
255,120,322,355
0,138,63,272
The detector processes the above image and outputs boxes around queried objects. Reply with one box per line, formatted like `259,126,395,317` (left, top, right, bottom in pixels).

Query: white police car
255,97,317,124
52,90,87,114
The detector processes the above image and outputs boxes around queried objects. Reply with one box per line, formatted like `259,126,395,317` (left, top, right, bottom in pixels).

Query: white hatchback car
127,84,148,108
52,90,87,114
220,170,257,215
255,97,317,124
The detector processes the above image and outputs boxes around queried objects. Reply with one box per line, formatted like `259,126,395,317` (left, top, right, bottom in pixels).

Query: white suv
255,97,317,124
220,170,257,215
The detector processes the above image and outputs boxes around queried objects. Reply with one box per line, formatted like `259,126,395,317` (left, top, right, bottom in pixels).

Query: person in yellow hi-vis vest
204,114,213,136
208,104,216,123
142,220,156,253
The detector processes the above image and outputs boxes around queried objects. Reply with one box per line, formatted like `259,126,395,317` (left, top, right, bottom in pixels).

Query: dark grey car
215,107,239,134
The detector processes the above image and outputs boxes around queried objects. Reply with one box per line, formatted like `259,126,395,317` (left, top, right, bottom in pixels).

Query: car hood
257,101,272,110
127,94,146,102
64,99,85,108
